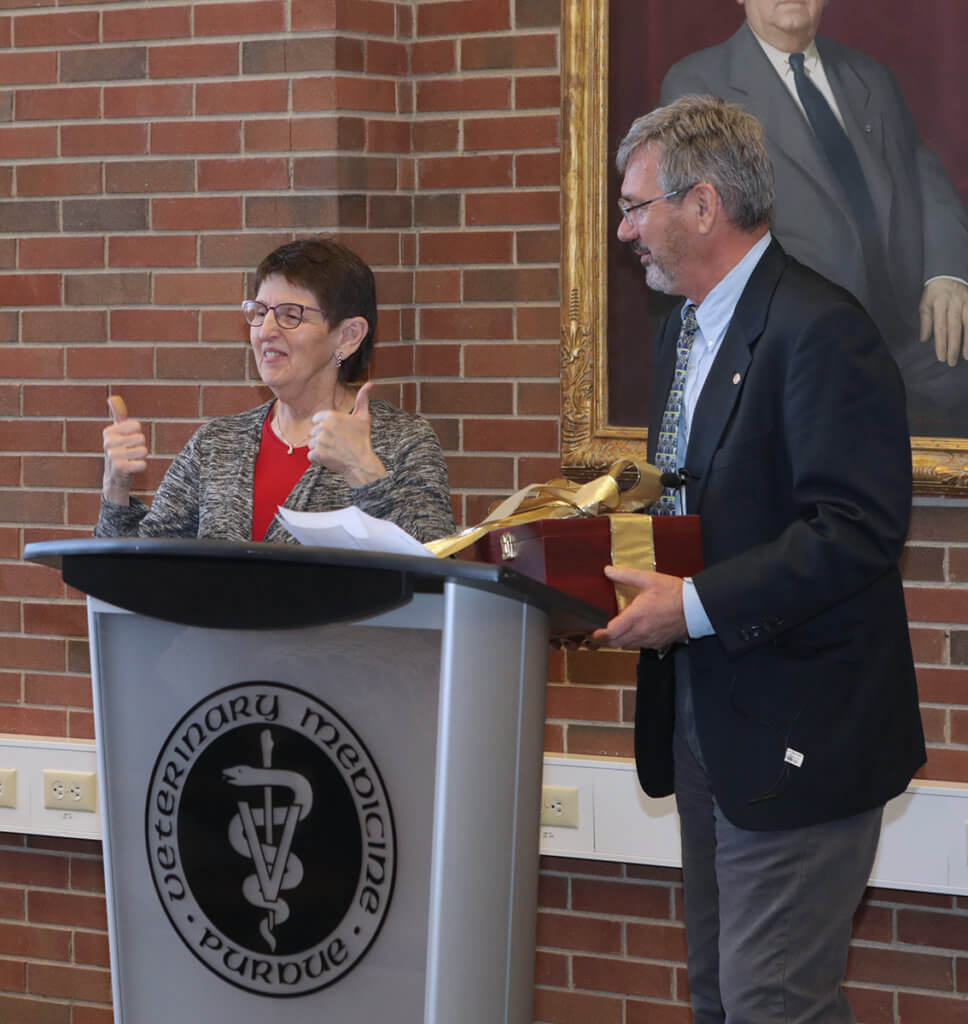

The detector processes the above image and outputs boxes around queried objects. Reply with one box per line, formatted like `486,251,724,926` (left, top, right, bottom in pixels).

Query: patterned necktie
652,305,698,515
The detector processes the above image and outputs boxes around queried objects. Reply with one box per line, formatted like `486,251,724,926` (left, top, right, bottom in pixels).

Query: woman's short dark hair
255,237,377,383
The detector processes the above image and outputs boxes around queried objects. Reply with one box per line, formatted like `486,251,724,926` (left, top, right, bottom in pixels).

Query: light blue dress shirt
678,232,772,638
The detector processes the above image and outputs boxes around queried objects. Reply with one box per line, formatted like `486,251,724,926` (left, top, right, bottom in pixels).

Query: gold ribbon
608,514,656,612
424,459,665,559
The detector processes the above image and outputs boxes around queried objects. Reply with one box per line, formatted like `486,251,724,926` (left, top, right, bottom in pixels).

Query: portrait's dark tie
652,305,698,515
788,52,878,236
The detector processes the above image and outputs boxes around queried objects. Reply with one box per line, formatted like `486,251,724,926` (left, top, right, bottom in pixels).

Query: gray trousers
673,708,882,1023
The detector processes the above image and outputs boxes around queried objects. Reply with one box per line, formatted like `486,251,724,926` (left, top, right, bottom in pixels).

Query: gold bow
424,459,664,559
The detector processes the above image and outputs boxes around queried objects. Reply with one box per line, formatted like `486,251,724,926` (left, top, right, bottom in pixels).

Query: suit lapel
684,240,787,512
723,24,846,214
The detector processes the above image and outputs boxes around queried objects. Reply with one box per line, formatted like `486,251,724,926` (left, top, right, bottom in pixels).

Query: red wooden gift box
465,514,704,617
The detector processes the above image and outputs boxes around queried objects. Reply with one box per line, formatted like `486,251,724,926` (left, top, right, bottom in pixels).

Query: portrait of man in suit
651,0,968,439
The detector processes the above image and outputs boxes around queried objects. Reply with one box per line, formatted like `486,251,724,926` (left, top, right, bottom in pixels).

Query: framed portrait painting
560,0,968,493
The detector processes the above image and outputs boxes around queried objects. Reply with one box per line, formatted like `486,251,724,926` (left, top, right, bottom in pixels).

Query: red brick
463,267,558,302
546,683,621,723
61,123,148,157
516,73,560,108
518,381,560,415
466,189,559,225
0,274,59,306
568,724,634,758
0,50,57,85
417,76,511,113
464,342,558,377
412,39,456,74
0,125,57,159
103,82,193,118
417,0,510,36
13,10,98,47
108,235,196,268
197,157,289,192
65,346,154,380
293,75,397,113
243,115,365,153
419,230,512,265
897,992,968,1023
420,153,513,189
24,673,94,709
916,746,968,783
293,154,397,190
420,306,513,340
516,151,559,187
536,910,622,953
18,236,103,268
421,381,512,415
0,347,63,378
292,0,395,34
102,4,191,41
193,1,286,35
415,269,460,303
846,944,953,991
0,635,64,672
150,120,240,155
28,963,111,1004
64,272,150,306
109,309,198,343
462,32,557,70
0,995,70,1024
155,346,247,381
196,78,288,116
463,417,557,452
151,197,243,231
465,114,558,151
148,41,239,79
365,38,408,76
906,585,968,624
105,158,194,193
15,85,99,120
574,954,673,999
154,271,242,305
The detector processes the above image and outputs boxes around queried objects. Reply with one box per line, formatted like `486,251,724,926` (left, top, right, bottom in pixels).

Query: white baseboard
540,754,968,896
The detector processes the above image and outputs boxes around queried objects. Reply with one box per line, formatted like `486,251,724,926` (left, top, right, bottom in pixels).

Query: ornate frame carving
559,0,968,494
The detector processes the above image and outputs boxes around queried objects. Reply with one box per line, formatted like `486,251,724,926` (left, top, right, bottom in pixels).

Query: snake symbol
223,730,313,951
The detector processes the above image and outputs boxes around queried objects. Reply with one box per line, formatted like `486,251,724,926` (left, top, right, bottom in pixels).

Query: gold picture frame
559,0,968,494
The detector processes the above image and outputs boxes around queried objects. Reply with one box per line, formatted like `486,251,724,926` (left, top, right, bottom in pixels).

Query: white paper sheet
275,505,435,558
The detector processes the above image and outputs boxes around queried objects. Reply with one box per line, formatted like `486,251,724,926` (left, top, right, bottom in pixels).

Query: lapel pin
732,372,742,384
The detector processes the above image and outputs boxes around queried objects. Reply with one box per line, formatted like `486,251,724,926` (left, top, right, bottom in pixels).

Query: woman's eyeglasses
242,300,325,329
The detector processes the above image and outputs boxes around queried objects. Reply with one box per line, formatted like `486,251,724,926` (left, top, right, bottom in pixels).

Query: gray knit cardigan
95,399,455,544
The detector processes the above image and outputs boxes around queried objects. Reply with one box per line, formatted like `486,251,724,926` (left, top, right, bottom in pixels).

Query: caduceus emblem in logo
223,729,312,952
145,681,396,998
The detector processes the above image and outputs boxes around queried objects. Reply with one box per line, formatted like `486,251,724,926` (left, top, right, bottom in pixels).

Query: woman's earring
336,352,344,369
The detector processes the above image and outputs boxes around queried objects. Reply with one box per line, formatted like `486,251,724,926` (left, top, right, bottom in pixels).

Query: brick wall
0,1,966,1021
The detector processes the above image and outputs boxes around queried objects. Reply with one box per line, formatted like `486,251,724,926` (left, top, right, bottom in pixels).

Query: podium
24,538,605,1024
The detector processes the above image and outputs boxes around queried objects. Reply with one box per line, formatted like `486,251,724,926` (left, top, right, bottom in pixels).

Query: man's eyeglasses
242,300,325,329
617,184,697,225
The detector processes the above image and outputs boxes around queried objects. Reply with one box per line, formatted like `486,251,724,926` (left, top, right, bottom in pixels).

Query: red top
251,407,310,540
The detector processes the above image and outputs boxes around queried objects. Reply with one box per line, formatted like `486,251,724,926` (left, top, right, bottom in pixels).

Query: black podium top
24,538,608,634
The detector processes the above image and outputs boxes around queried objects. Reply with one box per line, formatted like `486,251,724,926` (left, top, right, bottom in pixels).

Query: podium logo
145,682,396,997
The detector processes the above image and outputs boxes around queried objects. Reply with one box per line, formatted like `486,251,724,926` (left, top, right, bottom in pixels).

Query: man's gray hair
616,95,775,230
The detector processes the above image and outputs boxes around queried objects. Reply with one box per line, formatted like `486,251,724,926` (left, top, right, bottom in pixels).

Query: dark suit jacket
634,239,926,830
660,23,968,347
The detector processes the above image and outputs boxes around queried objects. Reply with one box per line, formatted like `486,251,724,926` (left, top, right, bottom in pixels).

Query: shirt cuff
682,577,715,639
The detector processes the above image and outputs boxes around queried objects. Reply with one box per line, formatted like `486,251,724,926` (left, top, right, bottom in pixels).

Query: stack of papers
275,506,436,559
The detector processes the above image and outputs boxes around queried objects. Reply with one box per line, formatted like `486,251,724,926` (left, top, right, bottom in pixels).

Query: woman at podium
95,237,455,544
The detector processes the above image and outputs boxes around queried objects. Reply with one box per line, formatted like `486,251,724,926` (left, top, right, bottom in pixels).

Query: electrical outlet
0,768,16,810
43,769,97,813
540,785,579,828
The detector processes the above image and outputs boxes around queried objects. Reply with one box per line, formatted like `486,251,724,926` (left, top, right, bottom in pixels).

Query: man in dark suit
595,95,925,1022
661,0,968,438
